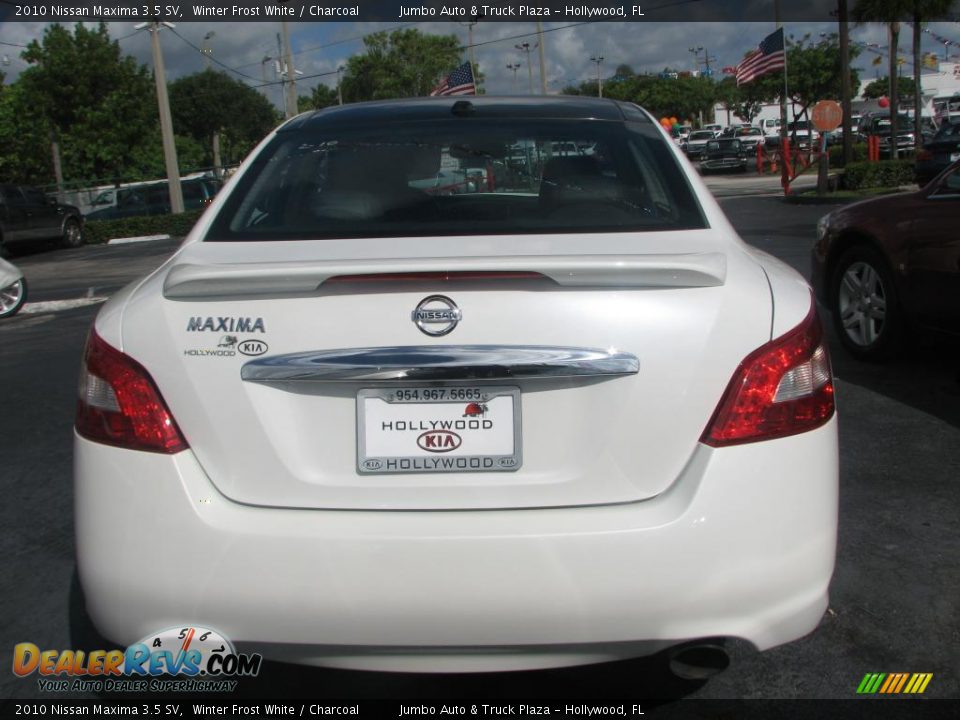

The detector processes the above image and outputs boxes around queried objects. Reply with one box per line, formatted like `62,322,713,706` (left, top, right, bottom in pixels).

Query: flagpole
775,0,790,195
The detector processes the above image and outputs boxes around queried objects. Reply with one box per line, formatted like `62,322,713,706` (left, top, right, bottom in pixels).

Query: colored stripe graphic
857,673,933,694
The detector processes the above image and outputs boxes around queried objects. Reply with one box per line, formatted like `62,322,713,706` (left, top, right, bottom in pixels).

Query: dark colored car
85,177,221,221
812,160,960,360
915,121,960,185
684,130,718,160
700,139,747,173
0,184,84,254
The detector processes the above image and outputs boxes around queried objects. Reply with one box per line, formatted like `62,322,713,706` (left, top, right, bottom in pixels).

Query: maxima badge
412,295,462,336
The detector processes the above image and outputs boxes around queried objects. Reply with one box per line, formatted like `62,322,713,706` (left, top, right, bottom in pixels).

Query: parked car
0,256,26,318
786,120,815,150
700,138,748,172
84,177,221,221
0,184,84,253
733,126,764,153
76,96,837,675
684,130,718,160
857,112,915,157
703,123,722,136
760,117,781,139
813,159,960,360
915,120,960,185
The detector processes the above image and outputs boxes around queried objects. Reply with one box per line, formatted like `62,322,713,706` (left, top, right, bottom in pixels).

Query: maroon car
812,160,960,360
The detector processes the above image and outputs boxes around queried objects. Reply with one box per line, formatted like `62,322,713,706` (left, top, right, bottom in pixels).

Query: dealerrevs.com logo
13,626,262,693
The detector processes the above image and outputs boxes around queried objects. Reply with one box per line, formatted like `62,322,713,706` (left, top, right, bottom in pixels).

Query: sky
1,18,959,107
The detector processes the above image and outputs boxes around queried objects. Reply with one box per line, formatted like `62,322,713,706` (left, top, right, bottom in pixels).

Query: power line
167,26,260,82
231,22,431,71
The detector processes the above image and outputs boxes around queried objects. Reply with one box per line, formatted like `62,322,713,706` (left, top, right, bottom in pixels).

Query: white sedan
75,96,838,675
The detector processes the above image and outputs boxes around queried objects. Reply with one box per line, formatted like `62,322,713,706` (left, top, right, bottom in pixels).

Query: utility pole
536,21,547,94
516,42,536,94
202,30,221,178
839,0,853,167
591,54,605,98
281,21,297,118
138,19,183,214
201,31,215,70
506,62,522,93
461,14,481,90
337,66,344,105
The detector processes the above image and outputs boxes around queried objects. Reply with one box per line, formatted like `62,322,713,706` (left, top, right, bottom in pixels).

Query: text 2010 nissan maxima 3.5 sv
75,97,837,673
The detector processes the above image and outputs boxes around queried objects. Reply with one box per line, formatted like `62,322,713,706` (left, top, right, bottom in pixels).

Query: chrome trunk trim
241,345,639,383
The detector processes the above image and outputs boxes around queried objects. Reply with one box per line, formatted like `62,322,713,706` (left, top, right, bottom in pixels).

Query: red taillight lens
76,330,188,454
701,300,835,447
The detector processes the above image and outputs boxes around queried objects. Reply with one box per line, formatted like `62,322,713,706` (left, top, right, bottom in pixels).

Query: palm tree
854,1,907,157
909,1,956,145
854,0,957,155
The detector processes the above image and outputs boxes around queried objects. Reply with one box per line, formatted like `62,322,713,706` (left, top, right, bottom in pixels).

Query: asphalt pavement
1,184,957,705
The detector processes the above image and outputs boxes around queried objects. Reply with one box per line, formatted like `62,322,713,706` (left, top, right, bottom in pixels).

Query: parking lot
0,188,957,703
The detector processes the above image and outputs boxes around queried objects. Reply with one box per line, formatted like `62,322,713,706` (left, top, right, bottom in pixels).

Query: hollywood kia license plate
357,387,521,474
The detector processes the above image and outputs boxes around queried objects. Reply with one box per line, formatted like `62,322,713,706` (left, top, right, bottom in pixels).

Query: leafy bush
842,160,915,190
84,210,204,245
827,143,868,168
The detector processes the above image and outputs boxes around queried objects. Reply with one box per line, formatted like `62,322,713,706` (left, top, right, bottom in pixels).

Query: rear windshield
205,119,706,241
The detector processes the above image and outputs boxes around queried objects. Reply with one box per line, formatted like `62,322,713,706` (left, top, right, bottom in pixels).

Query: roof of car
283,96,649,131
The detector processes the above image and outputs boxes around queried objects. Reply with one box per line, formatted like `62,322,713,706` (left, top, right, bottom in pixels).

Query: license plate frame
356,386,522,474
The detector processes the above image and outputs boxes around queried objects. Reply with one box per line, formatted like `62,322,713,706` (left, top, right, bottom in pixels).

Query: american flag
736,28,785,86
430,62,476,97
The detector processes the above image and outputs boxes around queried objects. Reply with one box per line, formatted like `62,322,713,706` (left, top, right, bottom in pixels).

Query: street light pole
590,54,604,98
516,42,536,94
337,67,344,105
506,62,521,93
141,20,183,214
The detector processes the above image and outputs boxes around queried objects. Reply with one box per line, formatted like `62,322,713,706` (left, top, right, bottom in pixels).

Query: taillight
76,330,188,453
701,300,834,447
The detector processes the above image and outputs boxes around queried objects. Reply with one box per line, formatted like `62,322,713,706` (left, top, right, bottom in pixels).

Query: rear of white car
75,97,837,672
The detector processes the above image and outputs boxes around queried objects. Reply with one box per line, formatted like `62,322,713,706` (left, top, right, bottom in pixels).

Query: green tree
169,69,277,169
0,82,53,184
715,76,774,125
340,29,462,101
298,83,339,112
862,75,916,99
16,22,157,184
780,33,861,123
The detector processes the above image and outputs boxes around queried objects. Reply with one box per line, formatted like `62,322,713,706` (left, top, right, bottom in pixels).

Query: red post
756,142,764,173
781,137,792,194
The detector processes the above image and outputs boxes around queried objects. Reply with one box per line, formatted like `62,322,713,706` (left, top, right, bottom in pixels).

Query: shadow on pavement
824,318,960,429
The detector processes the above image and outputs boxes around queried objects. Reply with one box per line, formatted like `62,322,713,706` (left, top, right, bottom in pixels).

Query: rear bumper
75,420,838,672
701,158,747,170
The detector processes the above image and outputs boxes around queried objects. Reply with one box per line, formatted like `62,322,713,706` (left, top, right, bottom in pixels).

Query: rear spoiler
163,253,727,300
